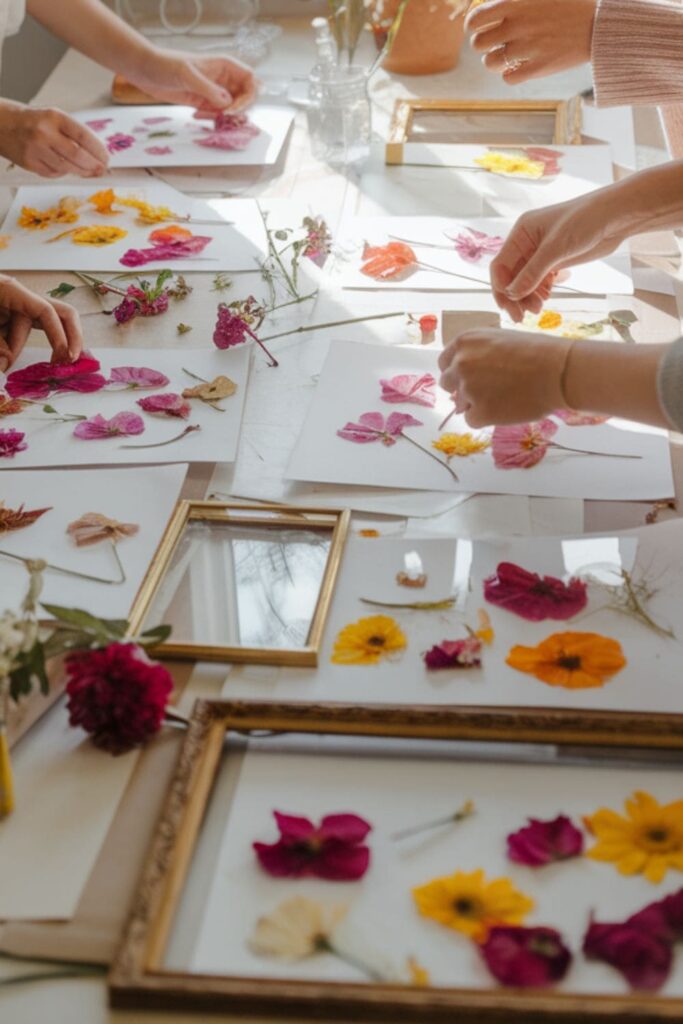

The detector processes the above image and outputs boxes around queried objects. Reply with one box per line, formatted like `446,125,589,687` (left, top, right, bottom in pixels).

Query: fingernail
0,356,8,373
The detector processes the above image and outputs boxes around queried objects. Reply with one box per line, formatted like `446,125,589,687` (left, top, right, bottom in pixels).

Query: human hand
0,275,82,372
438,328,572,427
128,50,257,117
465,0,596,84
0,101,108,178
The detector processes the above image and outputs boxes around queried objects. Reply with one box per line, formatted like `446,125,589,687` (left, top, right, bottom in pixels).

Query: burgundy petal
318,813,372,844
315,843,371,881
481,926,572,988
583,920,672,991
272,811,315,843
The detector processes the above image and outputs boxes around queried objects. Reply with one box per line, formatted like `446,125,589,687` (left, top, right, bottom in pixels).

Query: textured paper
0,346,250,468
73,104,294,168
0,184,265,272
0,464,186,618
286,341,673,500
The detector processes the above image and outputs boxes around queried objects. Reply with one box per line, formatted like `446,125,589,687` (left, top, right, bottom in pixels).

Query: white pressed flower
249,895,348,961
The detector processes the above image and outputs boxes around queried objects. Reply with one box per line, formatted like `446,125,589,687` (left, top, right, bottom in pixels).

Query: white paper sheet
0,346,250,468
73,104,294,168
286,341,673,500
337,216,632,296
0,464,186,619
0,184,266,272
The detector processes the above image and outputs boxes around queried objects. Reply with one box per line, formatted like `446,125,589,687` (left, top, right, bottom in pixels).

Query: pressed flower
358,528,380,538
150,225,192,243
506,631,626,690
379,373,436,407
419,314,438,343
432,432,490,459
249,895,348,961
450,227,505,263
112,285,169,324
88,188,120,216
53,196,82,225
413,868,534,942
553,408,610,426
631,888,683,942
406,957,431,986
85,118,112,132
73,411,145,440
524,147,562,176
302,215,333,266
331,614,406,665
108,366,170,390
491,419,557,469
120,227,211,267
585,791,683,884
182,374,237,407
142,115,173,125
0,234,11,250
145,145,173,156
537,310,563,331
0,501,51,533
18,206,55,230
423,636,482,670
106,132,136,153
0,429,27,457
6,353,106,400
67,512,139,547
360,241,417,280
0,394,25,417
70,225,128,246
337,411,423,447
213,304,256,349
195,112,260,150
474,150,546,179
507,815,584,867
254,811,371,881
483,561,588,621
137,393,191,419
583,919,672,991
481,925,572,988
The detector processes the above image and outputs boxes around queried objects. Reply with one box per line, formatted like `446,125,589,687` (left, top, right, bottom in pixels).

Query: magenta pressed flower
379,373,436,408
449,227,505,264
423,636,482,670
108,366,170,390
337,411,423,446
195,112,260,151
491,419,558,469
0,428,27,458
73,411,144,440
137,393,190,419
253,811,372,881
106,132,136,153
583,919,672,991
112,285,170,324
483,561,588,622
627,889,683,945
6,353,106,400
213,304,259,350
481,926,572,988
119,234,211,268
302,215,332,266
507,815,584,867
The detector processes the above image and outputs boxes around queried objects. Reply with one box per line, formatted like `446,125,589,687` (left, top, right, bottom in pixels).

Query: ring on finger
501,42,523,72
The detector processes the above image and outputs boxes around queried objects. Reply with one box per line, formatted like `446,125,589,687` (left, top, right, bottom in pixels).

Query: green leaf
40,605,129,640
9,641,49,700
48,282,76,298
147,129,176,139
139,623,172,646
273,229,289,241
176,322,192,335
42,404,58,414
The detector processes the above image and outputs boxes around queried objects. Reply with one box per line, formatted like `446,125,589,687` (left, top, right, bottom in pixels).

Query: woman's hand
126,50,257,117
0,101,108,178
0,276,82,373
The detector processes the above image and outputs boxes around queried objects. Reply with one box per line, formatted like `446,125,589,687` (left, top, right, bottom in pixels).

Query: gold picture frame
127,501,350,667
385,97,583,165
109,699,683,1020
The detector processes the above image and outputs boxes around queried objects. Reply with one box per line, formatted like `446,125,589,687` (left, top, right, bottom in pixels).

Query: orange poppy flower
360,241,417,281
149,224,193,243
506,631,626,689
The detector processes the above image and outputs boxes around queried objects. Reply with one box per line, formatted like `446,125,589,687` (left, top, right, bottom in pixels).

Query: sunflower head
586,790,683,884
413,868,534,943
331,614,406,665
506,631,626,689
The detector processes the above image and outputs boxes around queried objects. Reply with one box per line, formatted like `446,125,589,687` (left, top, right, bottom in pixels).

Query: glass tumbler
307,65,372,169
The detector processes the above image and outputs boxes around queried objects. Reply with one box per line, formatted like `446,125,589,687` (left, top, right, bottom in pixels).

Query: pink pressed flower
142,116,173,125
108,366,170,390
213,304,259,350
524,147,562,176
6,353,106,400
483,562,588,621
85,118,112,132
554,408,610,427
112,285,170,324
337,411,423,447
119,235,211,267
145,146,173,156
106,133,136,153
583,920,672,991
253,810,371,881
481,926,572,988
73,411,144,440
195,112,260,151
491,419,558,469
449,227,505,263
423,636,482,670
0,428,27,458
379,373,437,408
137,393,190,419
302,215,332,267
507,815,584,867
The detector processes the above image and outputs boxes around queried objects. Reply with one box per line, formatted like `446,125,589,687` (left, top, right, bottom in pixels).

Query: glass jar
307,65,371,170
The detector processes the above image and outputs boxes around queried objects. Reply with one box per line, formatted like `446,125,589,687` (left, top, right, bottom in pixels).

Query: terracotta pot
379,0,466,75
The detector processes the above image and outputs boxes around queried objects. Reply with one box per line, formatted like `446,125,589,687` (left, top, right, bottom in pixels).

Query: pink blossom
137,393,190,419
112,285,170,323
108,366,170,390
337,411,423,446
0,428,27,458
142,116,173,125
524,147,562,176
423,636,482,670
253,811,371,881
73,412,144,440
481,926,572,988
554,408,610,427
6,353,106,400
507,815,584,866
379,373,436,408
119,235,211,267
483,561,588,621
145,146,173,156
491,419,558,469
106,133,136,153
195,112,260,151
213,304,259,350
85,118,112,132
449,227,505,263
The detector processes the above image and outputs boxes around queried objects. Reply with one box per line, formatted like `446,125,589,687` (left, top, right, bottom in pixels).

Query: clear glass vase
307,65,372,170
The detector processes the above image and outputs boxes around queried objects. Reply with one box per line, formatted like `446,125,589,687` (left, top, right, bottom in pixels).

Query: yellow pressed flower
432,432,490,459
585,791,683,884
89,188,120,216
475,608,494,645
70,225,128,246
413,868,533,943
474,151,545,179
18,206,56,230
406,956,431,986
537,310,563,331
331,614,406,665
119,197,181,225
0,235,11,250
53,196,82,224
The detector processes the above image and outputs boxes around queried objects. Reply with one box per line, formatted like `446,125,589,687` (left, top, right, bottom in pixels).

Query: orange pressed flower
0,235,12,250
537,310,563,331
18,206,55,230
0,501,51,534
67,512,139,547
53,196,82,224
89,188,120,216
119,198,181,225
149,224,193,243
360,241,417,281
358,528,380,538
413,868,534,943
506,631,626,689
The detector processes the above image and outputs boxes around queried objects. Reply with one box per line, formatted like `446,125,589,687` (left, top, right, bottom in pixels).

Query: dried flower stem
266,290,318,314
438,407,456,431
596,569,675,640
390,800,475,841
399,431,459,483
260,310,404,344
549,442,642,461
317,940,385,982
258,205,299,300
0,540,126,585
360,596,455,611
72,270,128,298
120,424,201,449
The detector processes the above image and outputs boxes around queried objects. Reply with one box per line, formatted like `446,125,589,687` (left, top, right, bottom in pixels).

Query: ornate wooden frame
109,700,683,1020
385,97,583,165
126,501,350,667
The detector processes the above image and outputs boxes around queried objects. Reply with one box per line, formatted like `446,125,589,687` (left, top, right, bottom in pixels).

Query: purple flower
145,146,173,156
253,811,371,881
6,353,106,400
213,304,259,350
583,919,672,991
484,561,588,622
507,815,584,867
450,227,505,264
137,393,190,419
112,285,170,324
73,412,144,440
106,133,136,153
0,428,27,458
481,926,572,988
108,366,170,390
337,411,423,446
423,636,482,670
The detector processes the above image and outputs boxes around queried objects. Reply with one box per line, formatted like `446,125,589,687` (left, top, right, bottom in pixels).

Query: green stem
390,801,475,841
120,424,201,449
320,942,384,983
360,596,455,611
260,310,403,344
265,290,318,314
400,431,459,483
258,205,299,300
550,442,642,461
72,270,128,298
0,548,124,586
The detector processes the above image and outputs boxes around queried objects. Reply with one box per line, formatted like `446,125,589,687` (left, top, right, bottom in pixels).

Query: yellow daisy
70,225,128,246
474,151,545,179
585,790,683,884
331,614,406,665
18,206,55,230
413,868,534,942
432,432,490,460
537,310,563,331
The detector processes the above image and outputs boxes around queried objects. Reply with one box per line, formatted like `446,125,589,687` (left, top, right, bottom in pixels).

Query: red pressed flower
481,926,572,988
491,419,558,469
6,353,106,400
65,642,174,755
483,561,588,622
583,919,672,991
628,888,683,945
0,428,27,458
253,811,372,881
423,636,482,670
507,815,584,867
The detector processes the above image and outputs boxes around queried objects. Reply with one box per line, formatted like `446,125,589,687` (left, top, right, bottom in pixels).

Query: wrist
114,37,162,85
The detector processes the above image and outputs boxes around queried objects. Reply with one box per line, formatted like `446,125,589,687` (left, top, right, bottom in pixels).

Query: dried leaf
182,375,237,404
67,512,139,547
0,501,51,533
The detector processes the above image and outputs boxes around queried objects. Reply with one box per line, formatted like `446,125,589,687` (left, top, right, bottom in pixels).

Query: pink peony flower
6,353,106,400
491,419,558,469
253,811,371,881
449,227,505,263
483,561,588,621
213,304,259,350
507,815,584,866
73,411,144,440
65,642,173,754
554,408,610,427
119,235,211,267
583,919,672,991
337,411,423,447
0,428,27,458
112,285,170,324
481,926,572,988
108,366,170,390
106,132,136,153
145,146,173,156
195,112,260,151
423,636,482,670
85,118,112,132
137,393,190,419
379,373,437,408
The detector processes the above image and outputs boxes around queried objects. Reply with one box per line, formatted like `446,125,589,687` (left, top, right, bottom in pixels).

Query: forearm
562,342,670,429
593,0,683,107
575,160,683,244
